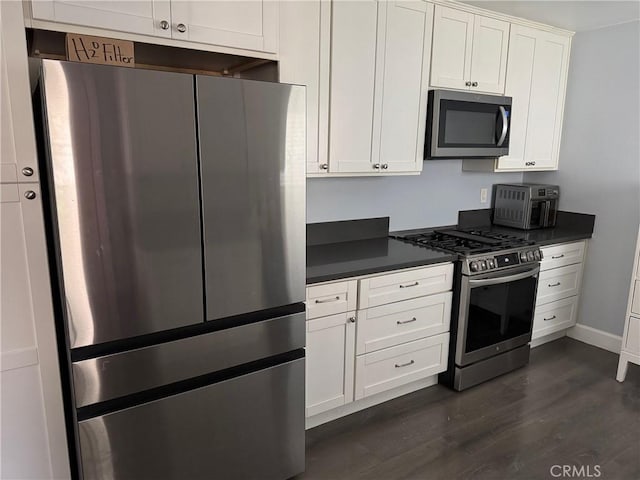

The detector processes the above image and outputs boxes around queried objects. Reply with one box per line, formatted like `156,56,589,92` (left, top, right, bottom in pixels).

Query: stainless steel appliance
493,183,560,230
394,229,541,391
36,60,306,479
425,89,512,159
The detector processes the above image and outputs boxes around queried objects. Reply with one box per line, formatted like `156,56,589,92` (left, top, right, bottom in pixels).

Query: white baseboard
305,376,438,430
566,324,622,353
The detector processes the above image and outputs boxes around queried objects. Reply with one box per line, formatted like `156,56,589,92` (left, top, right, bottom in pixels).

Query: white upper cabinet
375,1,433,174
31,1,172,38
170,1,278,53
430,5,509,94
497,25,570,171
30,0,278,53
328,0,432,175
328,0,378,174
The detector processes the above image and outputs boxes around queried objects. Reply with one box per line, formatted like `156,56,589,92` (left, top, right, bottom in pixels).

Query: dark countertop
306,211,595,285
455,209,596,247
307,237,456,285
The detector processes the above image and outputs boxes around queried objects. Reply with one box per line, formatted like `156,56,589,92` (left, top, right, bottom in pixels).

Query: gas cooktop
394,228,541,275
395,229,534,255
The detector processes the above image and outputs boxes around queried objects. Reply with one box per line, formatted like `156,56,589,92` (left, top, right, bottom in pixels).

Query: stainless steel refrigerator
37,59,306,479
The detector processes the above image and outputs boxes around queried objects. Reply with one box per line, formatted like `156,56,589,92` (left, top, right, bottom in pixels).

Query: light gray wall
525,20,640,336
307,161,522,231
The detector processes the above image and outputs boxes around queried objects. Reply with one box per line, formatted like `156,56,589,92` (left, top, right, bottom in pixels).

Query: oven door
456,265,539,366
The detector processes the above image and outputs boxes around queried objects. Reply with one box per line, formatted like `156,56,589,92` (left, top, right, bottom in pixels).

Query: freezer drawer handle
395,360,415,368
399,282,419,289
551,254,565,259
397,317,417,325
543,315,557,321
314,296,341,304
548,282,561,288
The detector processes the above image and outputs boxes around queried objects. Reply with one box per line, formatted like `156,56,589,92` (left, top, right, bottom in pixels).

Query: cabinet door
498,25,570,171
374,1,433,173
1,1,40,183
30,0,172,38
1,184,38,359
279,1,324,174
328,0,379,173
430,5,473,90
469,15,509,94
306,312,356,417
170,1,278,53
524,29,570,170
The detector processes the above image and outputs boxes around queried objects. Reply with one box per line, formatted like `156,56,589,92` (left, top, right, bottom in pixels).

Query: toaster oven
492,183,559,230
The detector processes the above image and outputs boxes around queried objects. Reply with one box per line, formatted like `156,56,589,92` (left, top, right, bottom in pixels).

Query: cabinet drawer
356,292,452,354
540,241,585,271
632,281,640,316
536,263,582,305
532,296,578,339
354,333,449,400
306,280,357,320
358,263,454,309
624,315,640,355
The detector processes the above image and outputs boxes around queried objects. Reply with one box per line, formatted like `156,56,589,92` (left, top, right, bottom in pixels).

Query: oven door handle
468,266,540,287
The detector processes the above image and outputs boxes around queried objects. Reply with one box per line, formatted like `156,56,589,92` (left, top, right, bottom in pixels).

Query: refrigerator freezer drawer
73,311,305,407
78,358,305,480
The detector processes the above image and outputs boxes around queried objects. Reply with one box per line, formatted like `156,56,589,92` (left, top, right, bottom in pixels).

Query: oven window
465,275,537,353
438,100,510,148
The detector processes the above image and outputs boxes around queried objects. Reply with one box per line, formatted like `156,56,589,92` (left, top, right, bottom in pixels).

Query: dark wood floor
299,338,640,480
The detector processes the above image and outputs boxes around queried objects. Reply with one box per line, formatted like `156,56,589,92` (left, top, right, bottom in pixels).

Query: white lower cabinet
532,240,586,341
305,263,453,421
356,292,452,355
305,311,355,417
618,227,640,382
355,333,449,400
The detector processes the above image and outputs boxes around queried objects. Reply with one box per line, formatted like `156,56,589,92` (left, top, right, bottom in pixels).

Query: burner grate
396,229,533,256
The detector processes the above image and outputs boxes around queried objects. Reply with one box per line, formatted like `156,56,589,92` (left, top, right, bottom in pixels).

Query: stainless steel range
395,229,541,390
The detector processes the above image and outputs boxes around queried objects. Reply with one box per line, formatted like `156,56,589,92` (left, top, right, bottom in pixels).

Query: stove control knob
488,259,496,269
470,261,479,272
534,250,541,261
520,252,528,262
527,251,535,262
479,260,487,271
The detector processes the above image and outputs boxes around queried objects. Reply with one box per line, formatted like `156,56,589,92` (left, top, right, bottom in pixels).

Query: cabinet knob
320,163,328,170
21,167,34,177
381,164,389,170
176,23,187,33
348,316,356,323
465,81,472,86
471,81,478,87
373,164,380,170
159,20,169,30
24,190,36,200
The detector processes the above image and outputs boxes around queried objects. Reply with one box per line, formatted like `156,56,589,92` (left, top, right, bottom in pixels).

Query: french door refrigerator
37,59,306,480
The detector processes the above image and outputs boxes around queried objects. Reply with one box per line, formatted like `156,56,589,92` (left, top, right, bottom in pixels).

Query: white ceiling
461,1,640,32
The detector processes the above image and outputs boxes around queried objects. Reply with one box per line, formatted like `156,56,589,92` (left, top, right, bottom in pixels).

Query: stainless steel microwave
425,90,512,159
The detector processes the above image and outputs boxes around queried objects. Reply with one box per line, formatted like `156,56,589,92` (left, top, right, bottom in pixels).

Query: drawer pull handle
543,315,557,321
397,317,417,325
551,254,565,259
548,282,561,287
395,360,415,368
399,282,419,289
315,296,340,304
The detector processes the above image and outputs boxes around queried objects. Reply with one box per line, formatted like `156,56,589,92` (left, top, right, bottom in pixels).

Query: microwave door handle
497,106,509,146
